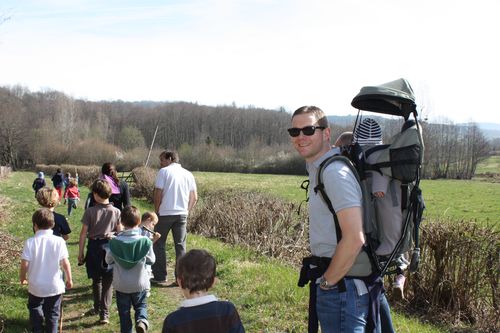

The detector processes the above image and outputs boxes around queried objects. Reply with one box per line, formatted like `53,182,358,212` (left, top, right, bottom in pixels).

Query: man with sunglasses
290,106,375,333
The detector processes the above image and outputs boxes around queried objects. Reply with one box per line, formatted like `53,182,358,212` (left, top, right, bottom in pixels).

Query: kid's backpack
314,79,425,276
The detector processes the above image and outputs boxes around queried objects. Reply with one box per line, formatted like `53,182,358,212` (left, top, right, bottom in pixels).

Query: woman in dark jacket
86,163,131,211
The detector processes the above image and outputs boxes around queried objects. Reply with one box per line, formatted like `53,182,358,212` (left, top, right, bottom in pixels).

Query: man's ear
176,277,183,288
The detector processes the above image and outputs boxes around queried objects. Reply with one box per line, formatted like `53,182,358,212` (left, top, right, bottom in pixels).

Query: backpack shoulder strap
313,155,361,242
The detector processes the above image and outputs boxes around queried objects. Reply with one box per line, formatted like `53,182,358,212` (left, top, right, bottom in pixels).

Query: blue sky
1,0,499,124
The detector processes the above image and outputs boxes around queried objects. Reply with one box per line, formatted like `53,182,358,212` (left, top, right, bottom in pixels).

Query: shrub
35,164,100,187
131,166,156,201
189,189,309,264
402,219,499,332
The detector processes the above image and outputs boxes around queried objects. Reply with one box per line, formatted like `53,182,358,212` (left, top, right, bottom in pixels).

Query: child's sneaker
136,320,148,333
392,274,406,300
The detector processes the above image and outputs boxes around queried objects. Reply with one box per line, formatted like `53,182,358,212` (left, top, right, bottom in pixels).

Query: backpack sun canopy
351,78,417,119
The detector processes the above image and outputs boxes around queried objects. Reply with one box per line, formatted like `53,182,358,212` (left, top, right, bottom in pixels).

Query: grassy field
0,171,475,332
194,172,500,225
474,155,500,174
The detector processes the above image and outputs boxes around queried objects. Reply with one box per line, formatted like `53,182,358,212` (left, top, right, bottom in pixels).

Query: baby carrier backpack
316,78,425,276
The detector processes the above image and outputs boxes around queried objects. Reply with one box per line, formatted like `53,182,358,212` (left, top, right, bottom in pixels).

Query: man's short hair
177,249,216,293
32,208,55,230
160,150,179,163
36,187,59,208
120,206,141,228
91,179,112,199
292,105,329,128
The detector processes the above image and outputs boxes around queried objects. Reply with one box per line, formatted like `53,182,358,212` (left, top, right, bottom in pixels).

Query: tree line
0,85,492,178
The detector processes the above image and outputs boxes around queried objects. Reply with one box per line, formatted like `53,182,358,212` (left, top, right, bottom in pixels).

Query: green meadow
3,170,498,332
195,172,500,225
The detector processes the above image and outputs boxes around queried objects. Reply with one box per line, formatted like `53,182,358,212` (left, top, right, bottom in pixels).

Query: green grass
420,179,499,226
195,172,500,226
475,155,500,174
1,172,449,332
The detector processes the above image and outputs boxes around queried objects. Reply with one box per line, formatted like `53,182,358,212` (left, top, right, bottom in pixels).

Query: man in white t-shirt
151,150,198,285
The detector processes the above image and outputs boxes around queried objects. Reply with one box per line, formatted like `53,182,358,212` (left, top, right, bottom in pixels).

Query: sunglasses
287,125,325,137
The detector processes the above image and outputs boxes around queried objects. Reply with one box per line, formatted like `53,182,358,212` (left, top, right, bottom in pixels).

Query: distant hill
473,123,500,140
327,115,500,140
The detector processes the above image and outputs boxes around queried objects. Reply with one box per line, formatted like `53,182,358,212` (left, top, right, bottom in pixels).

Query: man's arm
153,188,163,214
60,258,73,289
78,224,88,265
322,206,365,287
188,190,198,212
20,259,29,284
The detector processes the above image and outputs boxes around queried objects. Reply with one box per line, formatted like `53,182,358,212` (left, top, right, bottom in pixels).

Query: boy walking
105,206,155,333
162,249,245,333
20,208,73,333
78,179,122,324
36,187,71,240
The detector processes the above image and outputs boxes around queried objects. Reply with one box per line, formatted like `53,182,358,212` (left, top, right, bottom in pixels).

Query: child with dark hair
162,249,244,333
51,168,65,200
36,187,71,240
106,206,155,333
20,208,73,333
78,179,122,324
32,172,46,196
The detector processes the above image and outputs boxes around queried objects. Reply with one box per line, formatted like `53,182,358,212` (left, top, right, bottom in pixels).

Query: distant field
475,155,500,174
194,172,500,225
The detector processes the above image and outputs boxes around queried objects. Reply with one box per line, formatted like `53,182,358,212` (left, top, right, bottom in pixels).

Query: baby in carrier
341,118,409,299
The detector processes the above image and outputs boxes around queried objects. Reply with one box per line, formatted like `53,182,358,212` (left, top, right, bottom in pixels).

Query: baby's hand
153,232,161,242
373,191,385,198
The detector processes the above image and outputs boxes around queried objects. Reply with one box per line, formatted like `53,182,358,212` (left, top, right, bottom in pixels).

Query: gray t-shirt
81,203,121,239
306,148,362,258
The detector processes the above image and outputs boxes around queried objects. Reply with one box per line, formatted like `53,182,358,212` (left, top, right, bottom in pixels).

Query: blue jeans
152,215,187,280
28,293,62,333
316,279,369,333
67,198,79,216
379,293,395,333
116,290,148,333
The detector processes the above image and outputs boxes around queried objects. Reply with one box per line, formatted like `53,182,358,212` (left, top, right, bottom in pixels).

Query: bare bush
189,189,310,264
131,166,156,200
403,219,499,332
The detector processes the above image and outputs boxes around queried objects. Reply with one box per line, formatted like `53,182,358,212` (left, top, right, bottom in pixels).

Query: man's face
159,155,170,168
290,113,330,163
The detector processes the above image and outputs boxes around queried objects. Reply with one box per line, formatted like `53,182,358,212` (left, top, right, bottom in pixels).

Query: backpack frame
313,78,425,277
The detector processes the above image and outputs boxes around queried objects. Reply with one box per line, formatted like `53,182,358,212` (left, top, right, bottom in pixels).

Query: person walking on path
51,168,65,200
78,179,122,324
20,208,73,333
32,172,46,196
151,150,197,285
86,163,131,211
106,206,155,333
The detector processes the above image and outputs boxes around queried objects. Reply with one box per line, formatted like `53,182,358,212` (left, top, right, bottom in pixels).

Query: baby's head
177,249,216,294
32,207,55,231
141,212,158,229
120,206,141,229
36,187,59,208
